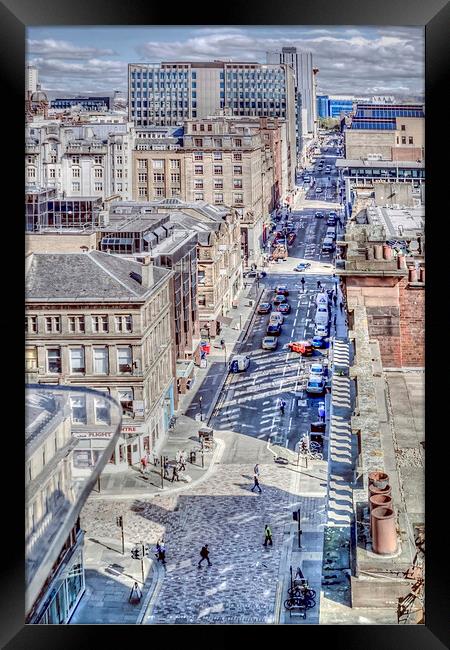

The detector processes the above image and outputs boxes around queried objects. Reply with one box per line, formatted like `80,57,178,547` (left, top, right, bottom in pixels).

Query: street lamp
199,395,203,421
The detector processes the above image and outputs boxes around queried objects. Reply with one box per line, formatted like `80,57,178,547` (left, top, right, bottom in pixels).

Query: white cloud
27,39,116,59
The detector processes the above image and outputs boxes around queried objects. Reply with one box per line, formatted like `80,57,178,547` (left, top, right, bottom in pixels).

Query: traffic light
116,516,123,528
144,544,151,558
292,510,298,521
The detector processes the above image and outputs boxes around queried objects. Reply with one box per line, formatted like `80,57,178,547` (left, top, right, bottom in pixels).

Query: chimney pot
409,268,418,283
419,267,425,283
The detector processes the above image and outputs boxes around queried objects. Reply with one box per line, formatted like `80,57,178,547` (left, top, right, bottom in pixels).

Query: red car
287,340,313,356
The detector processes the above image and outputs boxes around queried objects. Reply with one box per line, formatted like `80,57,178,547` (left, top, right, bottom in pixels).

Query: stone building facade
25,251,176,469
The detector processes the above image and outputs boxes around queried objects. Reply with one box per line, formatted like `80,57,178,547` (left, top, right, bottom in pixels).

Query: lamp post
199,395,203,421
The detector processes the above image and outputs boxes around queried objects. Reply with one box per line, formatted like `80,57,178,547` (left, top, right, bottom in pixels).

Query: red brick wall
398,276,425,367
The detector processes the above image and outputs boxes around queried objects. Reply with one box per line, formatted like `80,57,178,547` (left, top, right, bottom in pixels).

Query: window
116,169,123,178
153,172,165,183
155,187,165,197
45,316,61,333
93,347,109,374
25,316,37,333
207,124,212,132
214,139,222,147
213,151,222,161
234,139,242,147
50,155,57,164
47,348,62,374
170,159,180,169
233,179,243,189
72,156,80,164
199,124,205,132
233,165,242,175
194,152,203,161
72,167,80,178
94,392,110,425
192,124,197,132
138,159,147,169
194,179,204,190
213,165,223,175
194,192,204,201
49,168,56,178
171,173,180,183
72,182,80,192
94,168,103,178
117,346,132,373
409,136,414,144
28,167,36,179
116,156,123,164
95,182,103,191
118,388,133,416
401,136,406,145
94,155,102,164
69,347,85,374
214,179,223,189
115,315,132,332
194,165,203,175
401,125,406,131
152,159,164,169
233,152,242,161
92,315,109,333
198,270,205,285
139,187,147,198
198,294,206,306
234,193,244,205
194,138,203,146
68,316,85,333
214,193,224,204
70,396,87,424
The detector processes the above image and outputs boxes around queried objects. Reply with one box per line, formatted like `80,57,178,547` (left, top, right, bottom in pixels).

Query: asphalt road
211,138,344,456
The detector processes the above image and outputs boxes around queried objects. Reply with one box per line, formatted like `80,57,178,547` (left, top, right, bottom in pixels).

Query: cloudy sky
27,26,424,99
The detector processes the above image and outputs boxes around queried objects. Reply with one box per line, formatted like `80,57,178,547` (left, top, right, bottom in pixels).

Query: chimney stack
141,256,154,287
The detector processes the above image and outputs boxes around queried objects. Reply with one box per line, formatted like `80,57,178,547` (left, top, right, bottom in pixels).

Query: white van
316,292,329,306
269,312,284,325
322,237,334,253
315,307,329,327
326,227,336,240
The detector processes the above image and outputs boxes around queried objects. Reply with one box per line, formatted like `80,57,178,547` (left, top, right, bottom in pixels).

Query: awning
217,315,233,325
143,232,157,245
176,359,195,378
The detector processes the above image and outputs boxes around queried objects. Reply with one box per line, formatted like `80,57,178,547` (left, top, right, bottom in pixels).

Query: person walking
300,276,305,292
163,458,170,479
171,465,179,482
179,451,186,472
333,314,337,328
333,294,337,306
155,539,166,565
317,280,322,290
198,544,212,568
318,402,326,422
253,463,260,477
339,300,343,313
251,473,262,493
278,398,286,415
263,525,273,547
140,455,147,474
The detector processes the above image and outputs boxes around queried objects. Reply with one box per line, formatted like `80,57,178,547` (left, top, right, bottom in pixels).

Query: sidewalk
89,280,264,500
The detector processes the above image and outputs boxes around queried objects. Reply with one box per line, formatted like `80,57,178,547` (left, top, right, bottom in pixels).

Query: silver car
262,336,278,351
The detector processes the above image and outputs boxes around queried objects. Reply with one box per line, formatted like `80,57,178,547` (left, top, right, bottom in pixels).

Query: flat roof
366,205,424,238
336,159,424,169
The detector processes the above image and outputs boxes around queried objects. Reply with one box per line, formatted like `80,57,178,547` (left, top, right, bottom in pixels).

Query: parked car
321,237,334,253
269,312,284,325
315,211,324,219
294,262,311,272
273,294,287,305
312,335,326,349
277,303,291,314
306,377,325,395
314,323,328,338
275,285,289,296
316,187,323,194
316,292,329,306
229,355,250,373
287,340,313,356
327,216,336,226
244,270,267,278
328,211,338,218
258,302,272,314
267,323,282,337
309,363,324,377
262,336,278,351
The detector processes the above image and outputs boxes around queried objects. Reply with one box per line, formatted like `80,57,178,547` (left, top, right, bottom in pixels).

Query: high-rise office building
127,61,297,168
26,65,38,95
267,48,315,134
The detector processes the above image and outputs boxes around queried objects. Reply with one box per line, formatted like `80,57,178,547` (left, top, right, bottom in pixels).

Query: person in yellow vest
263,524,273,547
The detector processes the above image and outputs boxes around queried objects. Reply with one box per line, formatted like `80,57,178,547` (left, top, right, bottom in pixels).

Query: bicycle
284,595,316,610
309,441,322,454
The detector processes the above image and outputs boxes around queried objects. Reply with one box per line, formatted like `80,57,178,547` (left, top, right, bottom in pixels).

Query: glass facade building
51,97,110,111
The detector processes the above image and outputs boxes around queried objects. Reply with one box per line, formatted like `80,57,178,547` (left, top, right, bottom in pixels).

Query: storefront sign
72,430,114,439
121,424,146,436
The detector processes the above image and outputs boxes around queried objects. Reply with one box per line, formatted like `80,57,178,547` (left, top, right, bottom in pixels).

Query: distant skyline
27,26,425,99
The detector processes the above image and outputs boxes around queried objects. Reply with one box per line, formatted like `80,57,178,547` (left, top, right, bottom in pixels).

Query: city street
75,134,354,625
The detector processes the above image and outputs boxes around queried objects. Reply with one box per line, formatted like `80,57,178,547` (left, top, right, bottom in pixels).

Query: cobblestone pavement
80,458,328,624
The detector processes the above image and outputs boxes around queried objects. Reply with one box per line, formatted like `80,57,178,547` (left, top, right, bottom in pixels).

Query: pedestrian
153,452,159,467
171,465,179,482
155,539,166,565
278,398,286,415
300,277,305,292
251,474,262,493
198,544,212,568
333,314,337,327
339,300,343,313
163,458,170,479
179,451,186,471
263,524,273,547
317,280,322,290
318,402,326,422
253,463,260,477
333,294,337,306
140,455,147,474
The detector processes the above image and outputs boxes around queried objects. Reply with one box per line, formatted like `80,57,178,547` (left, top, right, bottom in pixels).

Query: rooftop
336,159,424,169
26,250,171,302
366,206,424,239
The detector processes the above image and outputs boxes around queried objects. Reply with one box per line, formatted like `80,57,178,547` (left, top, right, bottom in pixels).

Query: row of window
46,346,134,375
25,314,133,334
193,152,242,161
193,165,242,175
193,180,243,189
137,159,180,169
397,136,415,144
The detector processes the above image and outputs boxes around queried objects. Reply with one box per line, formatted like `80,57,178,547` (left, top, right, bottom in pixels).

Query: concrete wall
26,232,99,254
398,277,425,367
351,576,411,608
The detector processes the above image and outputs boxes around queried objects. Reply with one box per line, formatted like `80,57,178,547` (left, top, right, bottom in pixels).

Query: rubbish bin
190,450,196,464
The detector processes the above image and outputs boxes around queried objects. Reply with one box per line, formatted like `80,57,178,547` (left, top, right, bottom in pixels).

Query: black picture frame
2,0,448,646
